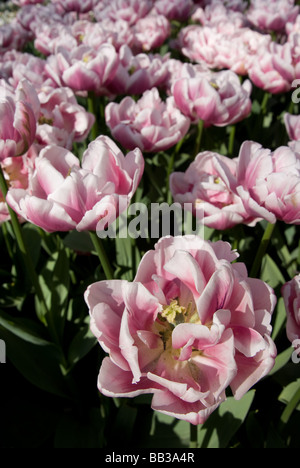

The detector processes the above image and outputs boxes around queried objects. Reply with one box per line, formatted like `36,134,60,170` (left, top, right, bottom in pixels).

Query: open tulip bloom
6,136,144,232
85,236,277,425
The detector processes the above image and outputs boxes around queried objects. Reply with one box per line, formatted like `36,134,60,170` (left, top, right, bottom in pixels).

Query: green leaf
67,324,97,368
260,254,285,289
22,223,42,268
269,347,293,376
0,310,49,346
198,390,256,448
272,297,287,341
279,378,300,410
0,327,69,398
145,412,190,448
36,247,70,339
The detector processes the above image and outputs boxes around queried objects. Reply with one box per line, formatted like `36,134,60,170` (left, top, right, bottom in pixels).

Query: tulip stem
0,165,51,327
167,137,185,204
190,423,198,448
261,92,270,115
88,91,100,141
228,125,236,157
89,231,114,280
194,120,204,157
250,222,276,278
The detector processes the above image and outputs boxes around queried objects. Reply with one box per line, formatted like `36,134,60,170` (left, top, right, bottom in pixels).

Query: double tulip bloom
171,141,300,230
105,87,190,152
0,79,38,162
6,136,144,233
282,275,300,345
172,69,252,127
85,236,277,425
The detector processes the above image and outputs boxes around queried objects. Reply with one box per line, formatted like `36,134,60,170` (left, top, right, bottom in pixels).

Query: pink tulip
248,42,295,94
246,0,299,32
12,0,44,5
97,0,154,26
212,28,272,76
0,152,35,224
85,235,277,425
45,43,119,95
284,113,300,141
173,69,252,127
153,0,193,21
282,275,300,344
0,21,30,54
192,1,247,29
105,88,190,152
170,151,259,230
36,86,95,149
107,45,170,96
51,0,94,13
179,25,221,69
0,79,38,161
133,14,171,52
16,3,71,35
3,51,49,91
34,24,77,56
6,136,144,232
236,141,300,225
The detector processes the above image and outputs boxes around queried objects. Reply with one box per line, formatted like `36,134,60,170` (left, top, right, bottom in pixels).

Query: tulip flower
0,79,38,161
6,136,144,232
105,87,190,152
85,235,277,425
282,275,300,344
236,141,300,225
172,69,252,127
170,151,259,230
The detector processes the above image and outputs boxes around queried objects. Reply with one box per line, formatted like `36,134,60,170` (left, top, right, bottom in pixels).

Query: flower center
38,116,54,126
154,299,200,353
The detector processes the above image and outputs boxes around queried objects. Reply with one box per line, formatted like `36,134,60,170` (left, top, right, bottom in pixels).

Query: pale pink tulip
178,23,271,76
153,0,193,21
173,69,252,127
0,152,35,224
282,275,300,344
3,51,50,91
236,141,300,225
248,42,295,94
170,151,259,230
107,45,170,96
246,0,299,32
6,136,144,233
36,86,95,149
105,88,190,152
133,14,171,52
51,0,94,13
179,25,220,69
34,23,77,56
12,0,44,5
96,0,154,25
192,1,247,29
284,113,300,141
0,79,38,161
45,43,119,95
85,235,277,425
